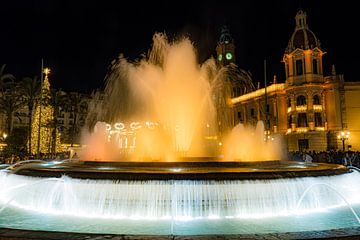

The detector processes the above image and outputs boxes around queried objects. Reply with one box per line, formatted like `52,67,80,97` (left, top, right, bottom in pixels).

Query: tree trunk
28,107,33,155
7,112,13,135
71,112,77,147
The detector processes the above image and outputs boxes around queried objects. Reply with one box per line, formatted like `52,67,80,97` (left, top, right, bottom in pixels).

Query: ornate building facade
230,10,360,152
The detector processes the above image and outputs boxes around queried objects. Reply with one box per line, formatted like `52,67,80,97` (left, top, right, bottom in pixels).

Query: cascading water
2,171,360,220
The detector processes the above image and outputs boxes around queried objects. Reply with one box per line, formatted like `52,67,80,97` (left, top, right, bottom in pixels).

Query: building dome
286,10,320,53
219,25,233,44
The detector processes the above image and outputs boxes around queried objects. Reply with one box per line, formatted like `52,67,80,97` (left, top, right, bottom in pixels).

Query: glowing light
231,84,285,105
43,68,51,76
30,68,61,154
337,131,350,140
287,107,292,113
130,122,142,130
296,105,307,112
296,127,308,133
313,105,323,111
114,123,125,130
225,52,233,60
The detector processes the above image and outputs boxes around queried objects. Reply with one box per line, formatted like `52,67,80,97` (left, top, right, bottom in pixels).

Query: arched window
296,95,306,106
287,98,291,107
296,59,303,75
314,113,322,127
313,95,320,105
297,113,308,127
312,59,318,74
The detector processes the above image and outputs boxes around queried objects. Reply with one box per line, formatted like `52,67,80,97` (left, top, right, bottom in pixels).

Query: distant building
230,10,360,152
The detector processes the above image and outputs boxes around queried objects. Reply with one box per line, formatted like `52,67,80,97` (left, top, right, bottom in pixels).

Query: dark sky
0,0,358,92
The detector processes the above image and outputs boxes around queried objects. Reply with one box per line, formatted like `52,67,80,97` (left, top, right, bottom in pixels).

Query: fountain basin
1,160,360,239
10,159,348,180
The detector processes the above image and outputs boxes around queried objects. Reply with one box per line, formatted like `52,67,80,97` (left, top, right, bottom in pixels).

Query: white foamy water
1,171,360,220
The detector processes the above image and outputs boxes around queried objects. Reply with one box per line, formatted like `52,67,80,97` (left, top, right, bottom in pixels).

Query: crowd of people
288,150,360,167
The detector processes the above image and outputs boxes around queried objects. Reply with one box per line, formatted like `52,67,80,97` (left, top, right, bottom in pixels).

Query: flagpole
37,59,44,159
264,59,269,141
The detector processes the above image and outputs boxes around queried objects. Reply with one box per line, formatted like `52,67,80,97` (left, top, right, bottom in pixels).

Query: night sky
0,0,358,92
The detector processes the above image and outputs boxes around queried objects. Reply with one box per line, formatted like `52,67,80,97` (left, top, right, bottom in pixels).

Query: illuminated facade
230,10,360,152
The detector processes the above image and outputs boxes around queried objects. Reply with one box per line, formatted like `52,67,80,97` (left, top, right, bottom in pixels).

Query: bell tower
216,25,236,66
283,10,325,86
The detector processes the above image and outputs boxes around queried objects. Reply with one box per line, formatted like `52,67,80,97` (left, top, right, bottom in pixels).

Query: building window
296,59,303,76
313,95,320,105
237,111,242,120
296,95,306,106
297,113,308,127
250,108,255,118
298,139,309,152
288,98,291,107
314,113,322,127
312,59,318,74
288,116,292,128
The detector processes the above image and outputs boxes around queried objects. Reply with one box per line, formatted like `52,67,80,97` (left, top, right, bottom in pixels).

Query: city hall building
221,10,360,152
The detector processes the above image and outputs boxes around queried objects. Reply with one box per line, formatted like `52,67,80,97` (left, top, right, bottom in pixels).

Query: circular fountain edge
1,226,360,240
10,160,350,180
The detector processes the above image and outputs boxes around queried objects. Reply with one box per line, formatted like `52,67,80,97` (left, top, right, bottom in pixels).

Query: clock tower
216,25,235,66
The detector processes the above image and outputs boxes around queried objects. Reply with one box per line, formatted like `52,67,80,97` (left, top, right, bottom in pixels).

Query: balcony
296,127,309,133
295,105,307,112
313,105,323,111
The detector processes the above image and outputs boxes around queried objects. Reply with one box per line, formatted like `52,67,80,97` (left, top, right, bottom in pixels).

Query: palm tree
0,81,24,135
20,76,41,155
0,64,15,92
65,92,87,146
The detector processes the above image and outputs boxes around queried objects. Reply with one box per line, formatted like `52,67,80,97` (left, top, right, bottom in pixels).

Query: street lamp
0,132,7,142
337,130,350,152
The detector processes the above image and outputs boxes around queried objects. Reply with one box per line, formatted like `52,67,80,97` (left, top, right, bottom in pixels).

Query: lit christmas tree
30,68,61,155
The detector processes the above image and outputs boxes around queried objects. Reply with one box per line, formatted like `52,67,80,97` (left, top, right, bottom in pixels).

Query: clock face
218,54,223,61
226,53,233,60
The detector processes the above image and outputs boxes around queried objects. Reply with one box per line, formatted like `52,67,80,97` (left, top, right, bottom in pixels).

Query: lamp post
337,130,350,152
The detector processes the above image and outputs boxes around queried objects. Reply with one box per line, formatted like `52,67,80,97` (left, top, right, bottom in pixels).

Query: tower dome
286,10,321,53
219,25,233,44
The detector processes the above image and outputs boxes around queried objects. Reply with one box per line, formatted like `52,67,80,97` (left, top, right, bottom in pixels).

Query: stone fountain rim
9,159,350,180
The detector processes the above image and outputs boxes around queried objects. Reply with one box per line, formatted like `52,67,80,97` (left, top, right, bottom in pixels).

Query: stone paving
1,227,360,240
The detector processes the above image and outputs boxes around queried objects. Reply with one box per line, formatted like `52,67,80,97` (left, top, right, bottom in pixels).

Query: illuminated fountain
1,34,360,238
